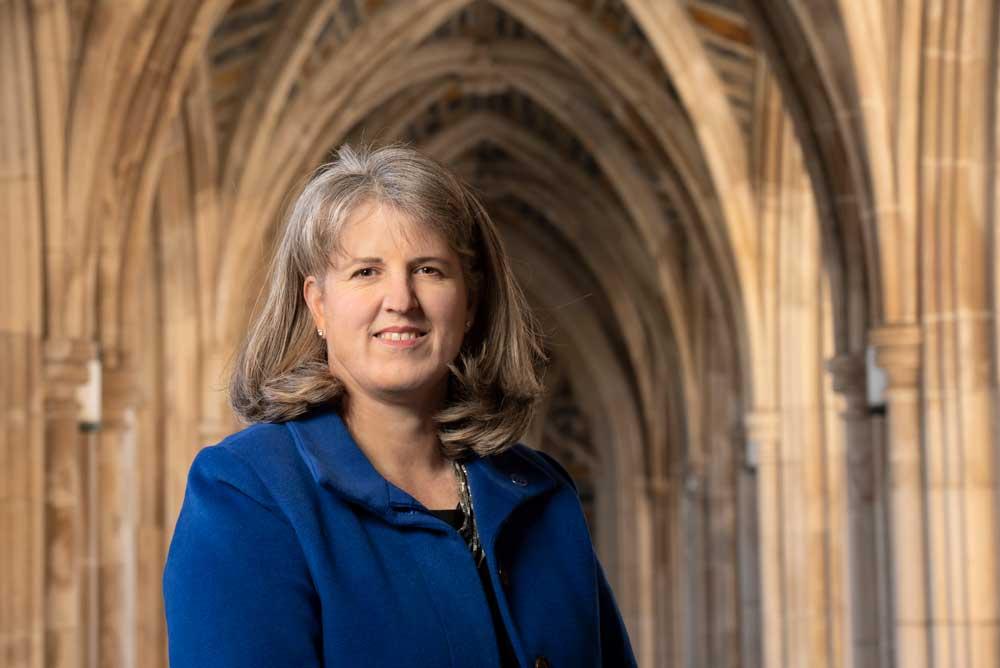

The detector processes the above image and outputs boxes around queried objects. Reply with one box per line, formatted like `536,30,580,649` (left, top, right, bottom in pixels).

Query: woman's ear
303,275,325,333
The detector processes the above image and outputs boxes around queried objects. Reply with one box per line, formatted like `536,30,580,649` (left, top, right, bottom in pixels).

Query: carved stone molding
43,338,97,418
824,353,879,507
869,324,921,391
826,352,868,416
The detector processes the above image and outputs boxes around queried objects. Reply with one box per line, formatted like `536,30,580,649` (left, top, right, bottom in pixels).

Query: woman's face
304,201,472,409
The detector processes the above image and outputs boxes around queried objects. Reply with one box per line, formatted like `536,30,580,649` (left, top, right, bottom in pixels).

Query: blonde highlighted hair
228,144,546,457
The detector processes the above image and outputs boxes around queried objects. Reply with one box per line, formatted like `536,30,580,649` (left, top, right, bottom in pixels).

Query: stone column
96,361,141,668
870,324,925,668
647,475,679,668
43,338,95,668
746,410,781,668
680,461,708,668
1,3,56,663
916,2,999,662
922,308,999,668
704,423,741,668
737,433,761,668
2,333,46,668
827,352,885,668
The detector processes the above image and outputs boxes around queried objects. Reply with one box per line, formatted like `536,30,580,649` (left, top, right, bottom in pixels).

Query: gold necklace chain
451,460,484,565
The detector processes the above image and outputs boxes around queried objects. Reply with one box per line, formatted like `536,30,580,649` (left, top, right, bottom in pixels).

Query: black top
427,506,520,668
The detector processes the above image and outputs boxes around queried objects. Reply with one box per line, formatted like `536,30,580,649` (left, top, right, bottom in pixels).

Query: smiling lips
373,326,428,348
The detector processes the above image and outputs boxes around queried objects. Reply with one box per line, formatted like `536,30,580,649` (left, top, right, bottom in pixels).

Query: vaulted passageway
3,1,999,667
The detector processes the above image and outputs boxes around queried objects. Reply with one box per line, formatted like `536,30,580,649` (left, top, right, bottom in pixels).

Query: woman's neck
342,393,449,486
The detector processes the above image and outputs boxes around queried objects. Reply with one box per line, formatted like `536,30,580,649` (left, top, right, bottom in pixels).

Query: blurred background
2,1,999,666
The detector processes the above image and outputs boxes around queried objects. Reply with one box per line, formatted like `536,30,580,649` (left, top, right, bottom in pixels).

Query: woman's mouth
373,330,428,348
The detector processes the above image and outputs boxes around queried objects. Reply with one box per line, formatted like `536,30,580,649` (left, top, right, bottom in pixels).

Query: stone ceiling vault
202,0,762,456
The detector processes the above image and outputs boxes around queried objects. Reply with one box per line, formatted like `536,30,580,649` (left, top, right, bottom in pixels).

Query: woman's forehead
333,201,452,259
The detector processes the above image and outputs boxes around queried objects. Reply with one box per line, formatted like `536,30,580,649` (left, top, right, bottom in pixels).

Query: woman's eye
416,266,441,276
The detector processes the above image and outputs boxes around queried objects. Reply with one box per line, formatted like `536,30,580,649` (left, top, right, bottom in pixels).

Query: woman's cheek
329,293,369,329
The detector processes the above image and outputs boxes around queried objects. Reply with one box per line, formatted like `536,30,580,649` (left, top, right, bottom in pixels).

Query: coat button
498,566,510,588
534,657,551,668
510,473,528,486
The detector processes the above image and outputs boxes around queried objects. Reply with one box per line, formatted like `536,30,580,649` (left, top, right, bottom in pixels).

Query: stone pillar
958,321,1000,667
2,333,46,668
647,475,679,668
923,309,999,668
736,435,761,668
43,338,95,668
96,361,141,668
916,1,1000,661
827,352,885,668
870,324,925,668
704,425,741,668
746,410,781,668
681,461,708,668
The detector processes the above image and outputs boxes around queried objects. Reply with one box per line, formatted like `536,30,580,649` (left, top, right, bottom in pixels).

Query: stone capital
826,352,869,417
869,324,922,390
43,338,97,416
826,352,866,393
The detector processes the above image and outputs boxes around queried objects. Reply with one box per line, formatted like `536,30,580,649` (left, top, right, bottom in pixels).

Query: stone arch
250,34,740,321
32,0,230,345
95,0,231,356
219,0,471,241
740,0,883,345
488,0,764,404
215,6,759,401
222,1,343,179
115,52,235,450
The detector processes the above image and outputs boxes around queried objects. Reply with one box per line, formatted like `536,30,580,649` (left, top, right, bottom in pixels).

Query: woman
163,144,637,667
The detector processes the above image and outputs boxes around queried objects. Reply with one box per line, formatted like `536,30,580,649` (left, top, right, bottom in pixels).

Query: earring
464,321,472,331
317,328,325,338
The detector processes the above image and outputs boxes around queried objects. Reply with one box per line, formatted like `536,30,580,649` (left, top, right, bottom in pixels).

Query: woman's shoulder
187,420,309,513
214,420,295,461
496,443,580,494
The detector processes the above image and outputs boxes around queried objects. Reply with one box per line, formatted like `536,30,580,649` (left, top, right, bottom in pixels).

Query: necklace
451,460,484,565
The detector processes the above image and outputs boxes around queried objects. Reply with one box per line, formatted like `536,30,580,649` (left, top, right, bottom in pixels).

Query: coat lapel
287,405,559,541
287,406,394,516
464,447,557,550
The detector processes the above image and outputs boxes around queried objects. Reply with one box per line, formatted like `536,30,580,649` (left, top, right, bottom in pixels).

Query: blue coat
163,406,637,667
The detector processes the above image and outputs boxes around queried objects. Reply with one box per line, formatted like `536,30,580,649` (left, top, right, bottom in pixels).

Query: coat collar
286,405,557,541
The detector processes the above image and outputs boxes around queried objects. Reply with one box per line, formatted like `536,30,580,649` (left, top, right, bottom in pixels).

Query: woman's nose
383,272,418,313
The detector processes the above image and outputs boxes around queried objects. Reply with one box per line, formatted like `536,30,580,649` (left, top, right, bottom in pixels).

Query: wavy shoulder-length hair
229,143,547,457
